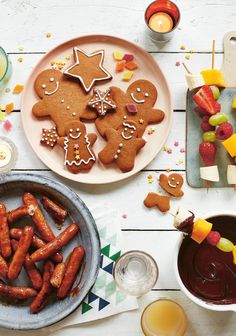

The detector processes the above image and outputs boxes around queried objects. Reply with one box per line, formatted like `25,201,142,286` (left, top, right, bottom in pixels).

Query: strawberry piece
194,106,209,117
193,85,217,115
199,141,217,166
215,101,221,112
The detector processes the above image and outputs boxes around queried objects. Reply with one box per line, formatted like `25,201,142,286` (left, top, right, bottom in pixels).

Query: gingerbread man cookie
95,80,165,138
144,192,170,212
159,173,184,197
98,120,146,172
32,69,97,136
64,47,112,93
57,121,97,174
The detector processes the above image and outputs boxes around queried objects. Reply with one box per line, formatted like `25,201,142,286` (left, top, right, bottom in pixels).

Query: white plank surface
0,1,235,335
0,0,236,53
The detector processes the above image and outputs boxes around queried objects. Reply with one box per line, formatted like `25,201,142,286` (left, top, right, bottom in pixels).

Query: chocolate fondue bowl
174,213,236,312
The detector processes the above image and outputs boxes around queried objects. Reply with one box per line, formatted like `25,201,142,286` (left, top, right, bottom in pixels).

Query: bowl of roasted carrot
0,173,100,330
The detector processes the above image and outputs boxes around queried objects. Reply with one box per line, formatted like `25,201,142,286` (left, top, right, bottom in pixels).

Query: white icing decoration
66,106,70,110
88,88,116,116
136,88,141,92
114,154,118,160
63,134,95,167
42,84,46,89
168,181,177,188
61,99,64,103
72,112,76,116
131,92,145,104
69,132,81,140
50,77,54,82
123,116,127,119
69,129,73,132
145,93,149,97
45,81,59,96
121,122,136,140
119,143,123,148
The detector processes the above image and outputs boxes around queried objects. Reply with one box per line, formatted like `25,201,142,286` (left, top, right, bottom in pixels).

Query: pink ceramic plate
21,35,172,184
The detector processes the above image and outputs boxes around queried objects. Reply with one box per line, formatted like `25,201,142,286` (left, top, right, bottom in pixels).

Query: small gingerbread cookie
95,80,165,138
98,120,146,173
88,88,116,117
144,192,170,212
64,47,112,93
57,121,97,174
40,127,59,148
159,173,184,197
32,69,97,137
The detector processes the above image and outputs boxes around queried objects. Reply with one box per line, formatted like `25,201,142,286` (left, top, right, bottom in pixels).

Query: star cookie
88,88,116,117
40,127,59,148
64,47,112,93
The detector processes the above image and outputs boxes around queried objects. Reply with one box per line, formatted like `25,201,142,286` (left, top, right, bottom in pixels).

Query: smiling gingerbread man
32,69,97,136
98,120,146,172
159,173,184,197
95,79,165,138
57,121,97,174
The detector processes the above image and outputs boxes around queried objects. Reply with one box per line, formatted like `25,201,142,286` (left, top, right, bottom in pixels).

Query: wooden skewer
182,62,192,74
211,40,215,70
205,180,211,192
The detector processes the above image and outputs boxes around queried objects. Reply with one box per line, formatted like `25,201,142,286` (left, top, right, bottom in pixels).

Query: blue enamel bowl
0,173,100,330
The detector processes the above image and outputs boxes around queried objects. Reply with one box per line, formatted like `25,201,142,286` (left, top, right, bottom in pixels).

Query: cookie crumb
180,45,186,50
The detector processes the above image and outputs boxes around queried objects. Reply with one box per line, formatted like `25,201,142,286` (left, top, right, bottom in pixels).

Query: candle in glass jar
149,12,174,33
0,54,7,80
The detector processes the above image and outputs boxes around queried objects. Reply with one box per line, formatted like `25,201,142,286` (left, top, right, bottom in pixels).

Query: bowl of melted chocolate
175,214,236,311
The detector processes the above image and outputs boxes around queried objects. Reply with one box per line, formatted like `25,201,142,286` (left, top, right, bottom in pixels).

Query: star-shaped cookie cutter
64,47,112,93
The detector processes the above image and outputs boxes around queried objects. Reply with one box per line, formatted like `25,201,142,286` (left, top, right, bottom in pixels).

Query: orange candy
125,61,138,70
5,102,14,115
115,61,126,72
13,84,24,94
191,218,213,244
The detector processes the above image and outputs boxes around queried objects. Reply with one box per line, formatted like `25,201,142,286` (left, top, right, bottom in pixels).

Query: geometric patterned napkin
47,204,138,332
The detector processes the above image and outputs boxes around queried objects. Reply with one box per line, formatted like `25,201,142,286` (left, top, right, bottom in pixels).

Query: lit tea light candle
145,0,180,42
0,137,17,174
148,12,174,33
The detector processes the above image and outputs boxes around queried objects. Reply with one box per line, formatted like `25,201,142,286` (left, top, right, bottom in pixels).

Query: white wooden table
0,0,236,335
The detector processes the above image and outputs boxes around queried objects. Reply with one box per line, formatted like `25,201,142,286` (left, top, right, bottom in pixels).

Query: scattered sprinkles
18,47,24,51
180,45,186,50
17,57,23,63
147,127,155,135
174,141,179,147
122,214,127,219
189,49,195,53
65,55,71,61
176,159,184,166
175,61,180,67
46,32,52,38
3,120,12,132
139,118,144,124
180,147,185,153
147,174,154,184
185,54,191,60
167,148,172,154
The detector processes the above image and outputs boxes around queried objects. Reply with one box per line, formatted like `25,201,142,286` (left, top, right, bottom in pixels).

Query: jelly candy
113,51,123,61
122,71,134,81
115,61,126,72
122,54,134,62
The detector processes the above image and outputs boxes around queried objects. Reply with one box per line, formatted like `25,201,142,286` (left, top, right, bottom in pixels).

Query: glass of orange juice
141,299,188,336
0,47,12,92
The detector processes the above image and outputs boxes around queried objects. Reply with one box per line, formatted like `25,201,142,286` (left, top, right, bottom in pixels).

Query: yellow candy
191,218,212,244
122,71,134,81
222,134,236,157
0,111,5,121
201,69,226,87
113,51,123,61
232,96,236,108
233,246,236,265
